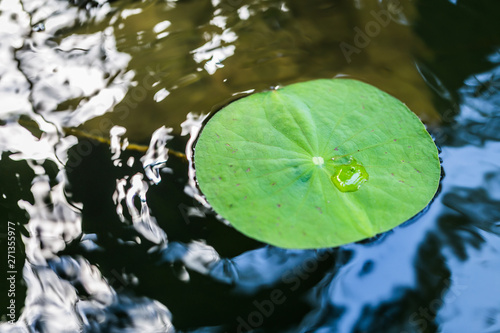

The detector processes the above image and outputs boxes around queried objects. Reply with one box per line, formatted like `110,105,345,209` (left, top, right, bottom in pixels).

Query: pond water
1,0,500,332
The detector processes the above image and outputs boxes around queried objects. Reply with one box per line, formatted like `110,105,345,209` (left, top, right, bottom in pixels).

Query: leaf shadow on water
62,138,278,328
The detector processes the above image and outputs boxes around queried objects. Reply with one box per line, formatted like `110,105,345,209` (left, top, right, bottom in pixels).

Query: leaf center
312,156,325,166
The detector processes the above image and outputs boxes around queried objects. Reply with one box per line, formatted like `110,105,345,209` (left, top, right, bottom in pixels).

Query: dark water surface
1,0,500,332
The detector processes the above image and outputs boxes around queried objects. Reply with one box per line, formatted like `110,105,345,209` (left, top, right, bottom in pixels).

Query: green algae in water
194,79,441,249
331,157,369,192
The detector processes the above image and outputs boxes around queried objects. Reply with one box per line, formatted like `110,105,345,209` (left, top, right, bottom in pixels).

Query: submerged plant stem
63,127,188,161
16,117,187,161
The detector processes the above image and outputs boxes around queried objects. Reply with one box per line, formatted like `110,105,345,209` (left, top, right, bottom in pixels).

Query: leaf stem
17,118,187,161
64,127,188,161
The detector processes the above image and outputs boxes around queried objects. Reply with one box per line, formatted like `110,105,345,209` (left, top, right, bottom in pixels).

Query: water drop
331,157,369,192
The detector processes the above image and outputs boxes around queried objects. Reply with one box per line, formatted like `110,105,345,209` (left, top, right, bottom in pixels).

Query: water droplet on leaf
331,157,369,192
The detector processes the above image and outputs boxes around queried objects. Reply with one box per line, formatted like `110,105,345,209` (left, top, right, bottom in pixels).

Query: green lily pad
194,79,440,249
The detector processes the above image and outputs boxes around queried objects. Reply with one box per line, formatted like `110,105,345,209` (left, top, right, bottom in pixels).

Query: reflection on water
1,0,500,332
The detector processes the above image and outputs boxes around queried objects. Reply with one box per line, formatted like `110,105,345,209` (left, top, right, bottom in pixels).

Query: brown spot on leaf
246,168,251,172
277,204,281,208
271,182,277,186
